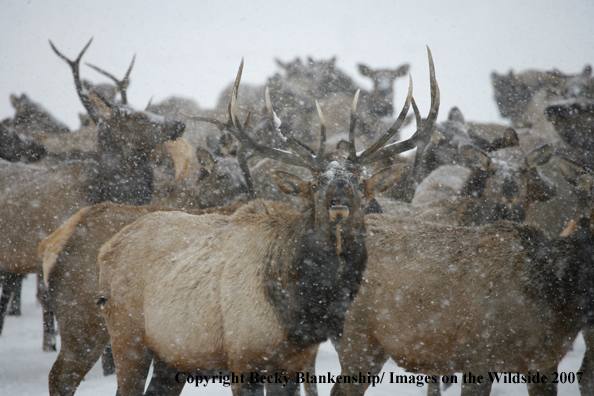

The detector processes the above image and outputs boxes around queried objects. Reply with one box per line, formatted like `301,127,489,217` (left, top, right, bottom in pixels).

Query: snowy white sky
1,0,594,129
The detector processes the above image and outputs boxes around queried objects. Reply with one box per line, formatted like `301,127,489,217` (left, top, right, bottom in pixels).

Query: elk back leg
49,328,110,396
37,273,57,351
7,273,24,315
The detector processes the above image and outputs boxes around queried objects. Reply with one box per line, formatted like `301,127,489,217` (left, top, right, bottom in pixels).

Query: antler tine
86,54,135,104
346,90,360,163
361,46,440,165
316,100,327,159
358,75,413,162
49,38,100,124
265,87,317,167
190,60,311,169
145,96,154,111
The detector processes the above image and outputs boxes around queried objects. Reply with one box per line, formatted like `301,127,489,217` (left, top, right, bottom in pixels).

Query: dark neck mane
264,207,367,345
86,123,154,206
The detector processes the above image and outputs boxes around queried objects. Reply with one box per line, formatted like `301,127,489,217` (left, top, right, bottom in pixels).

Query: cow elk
331,156,594,396
96,49,438,396
39,202,240,396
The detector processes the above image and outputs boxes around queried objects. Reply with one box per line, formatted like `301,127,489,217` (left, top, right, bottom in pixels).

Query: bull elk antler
194,48,439,197
86,55,136,105
49,38,100,125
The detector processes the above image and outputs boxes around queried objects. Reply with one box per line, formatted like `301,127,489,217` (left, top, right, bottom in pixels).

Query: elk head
358,63,410,117
49,39,185,205
197,48,439,251
459,137,556,224
195,49,438,343
10,93,70,135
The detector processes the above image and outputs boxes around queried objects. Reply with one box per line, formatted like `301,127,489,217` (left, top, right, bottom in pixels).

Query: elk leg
7,273,24,315
303,347,318,396
460,373,492,396
330,333,388,396
427,380,441,396
49,328,110,396
526,366,557,396
144,356,185,396
580,327,594,396
38,274,57,351
102,344,116,376
267,374,299,396
0,273,19,333
231,376,264,396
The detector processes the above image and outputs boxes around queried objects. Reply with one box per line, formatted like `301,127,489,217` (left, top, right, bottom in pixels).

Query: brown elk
0,39,184,351
8,93,70,135
330,157,594,396
0,120,47,163
96,50,438,396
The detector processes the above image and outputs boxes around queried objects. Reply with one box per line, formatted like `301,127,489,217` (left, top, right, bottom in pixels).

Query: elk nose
330,185,350,208
502,179,518,199
171,121,186,140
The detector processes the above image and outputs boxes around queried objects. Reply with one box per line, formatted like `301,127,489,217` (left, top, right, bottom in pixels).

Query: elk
0,39,184,351
8,92,70,135
39,202,240,396
96,49,438,396
0,120,47,163
0,121,48,323
330,157,594,396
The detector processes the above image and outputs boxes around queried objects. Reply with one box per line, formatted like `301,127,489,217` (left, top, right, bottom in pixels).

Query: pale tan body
99,201,321,394
40,202,238,396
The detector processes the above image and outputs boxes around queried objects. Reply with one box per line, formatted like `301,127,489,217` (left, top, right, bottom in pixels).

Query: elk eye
358,183,365,192
311,184,319,192
135,115,145,122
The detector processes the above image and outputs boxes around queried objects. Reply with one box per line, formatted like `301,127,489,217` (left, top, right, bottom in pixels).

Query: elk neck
264,202,368,347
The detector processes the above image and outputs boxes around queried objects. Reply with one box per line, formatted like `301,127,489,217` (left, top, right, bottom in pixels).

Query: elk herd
1,38,593,396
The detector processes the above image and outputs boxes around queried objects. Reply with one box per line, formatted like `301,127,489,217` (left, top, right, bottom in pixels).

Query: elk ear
89,91,115,119
467,130,492,152
487,128,520,152
525,144,554,169
10,94,22,111
358,64,372,77
459,144,490,171
270,170,310,197
502,128,520,148
559,158,593,205
448,107,465,123
393,64,410,77
559,157,592,188
195,147,215,174
364,163,404,201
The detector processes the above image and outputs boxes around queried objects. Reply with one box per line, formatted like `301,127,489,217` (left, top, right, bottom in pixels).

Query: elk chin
329,206,350,256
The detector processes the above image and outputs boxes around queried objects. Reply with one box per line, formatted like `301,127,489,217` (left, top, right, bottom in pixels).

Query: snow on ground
0,275,585,395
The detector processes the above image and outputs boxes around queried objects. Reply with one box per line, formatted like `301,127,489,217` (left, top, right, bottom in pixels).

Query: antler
86,55,136,105
190,59,312,170
357,46,440,166
49,38,100,124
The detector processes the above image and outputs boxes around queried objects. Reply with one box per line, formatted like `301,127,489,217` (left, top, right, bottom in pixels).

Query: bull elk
331,156,594,396
0,39,184,351
96,48,439,396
